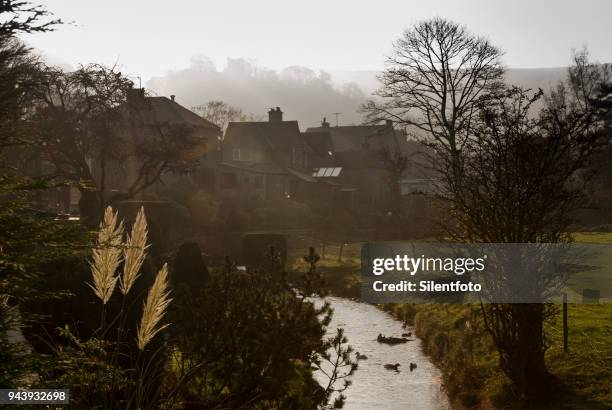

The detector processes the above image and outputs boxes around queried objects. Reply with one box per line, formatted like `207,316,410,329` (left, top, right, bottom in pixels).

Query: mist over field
146,58,569,128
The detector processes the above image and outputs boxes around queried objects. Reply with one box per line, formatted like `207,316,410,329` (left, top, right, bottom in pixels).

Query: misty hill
147,57,367,130
147,59,569,130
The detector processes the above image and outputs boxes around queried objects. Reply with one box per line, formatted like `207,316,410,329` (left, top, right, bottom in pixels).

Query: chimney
170,94,176,102
321,117,330,128
386,119,393,129
127,87,145,104
268,106,283,123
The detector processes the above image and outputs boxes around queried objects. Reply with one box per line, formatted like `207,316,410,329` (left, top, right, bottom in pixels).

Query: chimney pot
268,107,283,122
170,95,176,102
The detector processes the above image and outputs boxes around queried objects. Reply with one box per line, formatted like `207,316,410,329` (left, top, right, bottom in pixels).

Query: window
313,167,342,178
232,148,252,161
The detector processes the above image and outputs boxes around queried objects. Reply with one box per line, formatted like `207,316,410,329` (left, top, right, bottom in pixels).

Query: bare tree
441,84,605,399
0,0,61,148
192,100,262,136
565,48,611,113
32,64,205,223
121,111,201,201
364,17,504,167
31,64,132,220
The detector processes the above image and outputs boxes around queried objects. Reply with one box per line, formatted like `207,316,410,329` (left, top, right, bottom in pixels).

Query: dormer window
232,149,252,161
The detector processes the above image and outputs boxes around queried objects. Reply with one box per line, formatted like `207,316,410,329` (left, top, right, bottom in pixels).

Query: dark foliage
173,241,209,284
166,249,356,409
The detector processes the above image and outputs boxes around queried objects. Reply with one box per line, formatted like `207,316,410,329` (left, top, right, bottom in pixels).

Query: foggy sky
23,0,612,83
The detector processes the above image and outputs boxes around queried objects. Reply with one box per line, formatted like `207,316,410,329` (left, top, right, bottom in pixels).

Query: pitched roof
305,124,396,152
302,131,333,156
225,120,313,154
122,96,220,132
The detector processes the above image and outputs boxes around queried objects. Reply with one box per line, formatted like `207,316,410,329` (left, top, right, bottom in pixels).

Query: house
19,88,221,215
219,107,334,202
301,129,334,169
306,119,431,209
92,88,221,202
217,108,433,211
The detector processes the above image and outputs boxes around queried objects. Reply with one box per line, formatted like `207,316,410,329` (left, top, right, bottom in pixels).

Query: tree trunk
506,304,552,400
483,303,553,401
516,304,552,400
78,188,101,228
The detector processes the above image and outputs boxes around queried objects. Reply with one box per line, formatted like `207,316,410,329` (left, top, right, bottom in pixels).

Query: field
390,302,612,409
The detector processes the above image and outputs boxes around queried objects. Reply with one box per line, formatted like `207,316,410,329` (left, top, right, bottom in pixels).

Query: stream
314,296,451,410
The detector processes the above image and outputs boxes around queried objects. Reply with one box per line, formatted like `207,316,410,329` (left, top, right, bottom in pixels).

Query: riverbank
381,302,612,409
288,237,612,409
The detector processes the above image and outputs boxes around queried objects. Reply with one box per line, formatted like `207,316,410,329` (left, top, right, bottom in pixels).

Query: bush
173,241,209,284
166,250,356,408
242,233,287,268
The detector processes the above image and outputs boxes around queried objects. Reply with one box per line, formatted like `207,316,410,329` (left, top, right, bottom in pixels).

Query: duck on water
312,296,451,408
384,363,401,371
384,362,417,372
377,333,411,344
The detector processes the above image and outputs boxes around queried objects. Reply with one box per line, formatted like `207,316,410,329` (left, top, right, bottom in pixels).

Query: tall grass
89,207,124,305
85,206,172,408
120,207,148,295
136,263,171,351
89,206,171,343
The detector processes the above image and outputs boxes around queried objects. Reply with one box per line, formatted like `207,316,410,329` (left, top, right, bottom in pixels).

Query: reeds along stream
313,296,451,410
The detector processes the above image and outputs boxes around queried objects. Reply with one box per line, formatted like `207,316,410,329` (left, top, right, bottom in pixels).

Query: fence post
563,292,568,353
338,243,344,262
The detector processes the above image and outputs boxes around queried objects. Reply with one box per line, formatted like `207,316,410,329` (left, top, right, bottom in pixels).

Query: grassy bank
288,244,362,299
381,302,612,409
289,235,612,409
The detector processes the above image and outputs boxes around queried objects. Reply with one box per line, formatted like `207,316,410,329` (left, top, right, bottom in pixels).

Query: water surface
314,297,451,410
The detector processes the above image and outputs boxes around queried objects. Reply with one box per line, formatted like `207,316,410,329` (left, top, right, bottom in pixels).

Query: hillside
147,64,569,129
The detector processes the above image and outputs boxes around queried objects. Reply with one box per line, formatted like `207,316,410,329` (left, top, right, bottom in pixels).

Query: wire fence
546,319,611,370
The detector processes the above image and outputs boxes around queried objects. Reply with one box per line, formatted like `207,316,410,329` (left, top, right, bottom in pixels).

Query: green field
573,232,612,244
